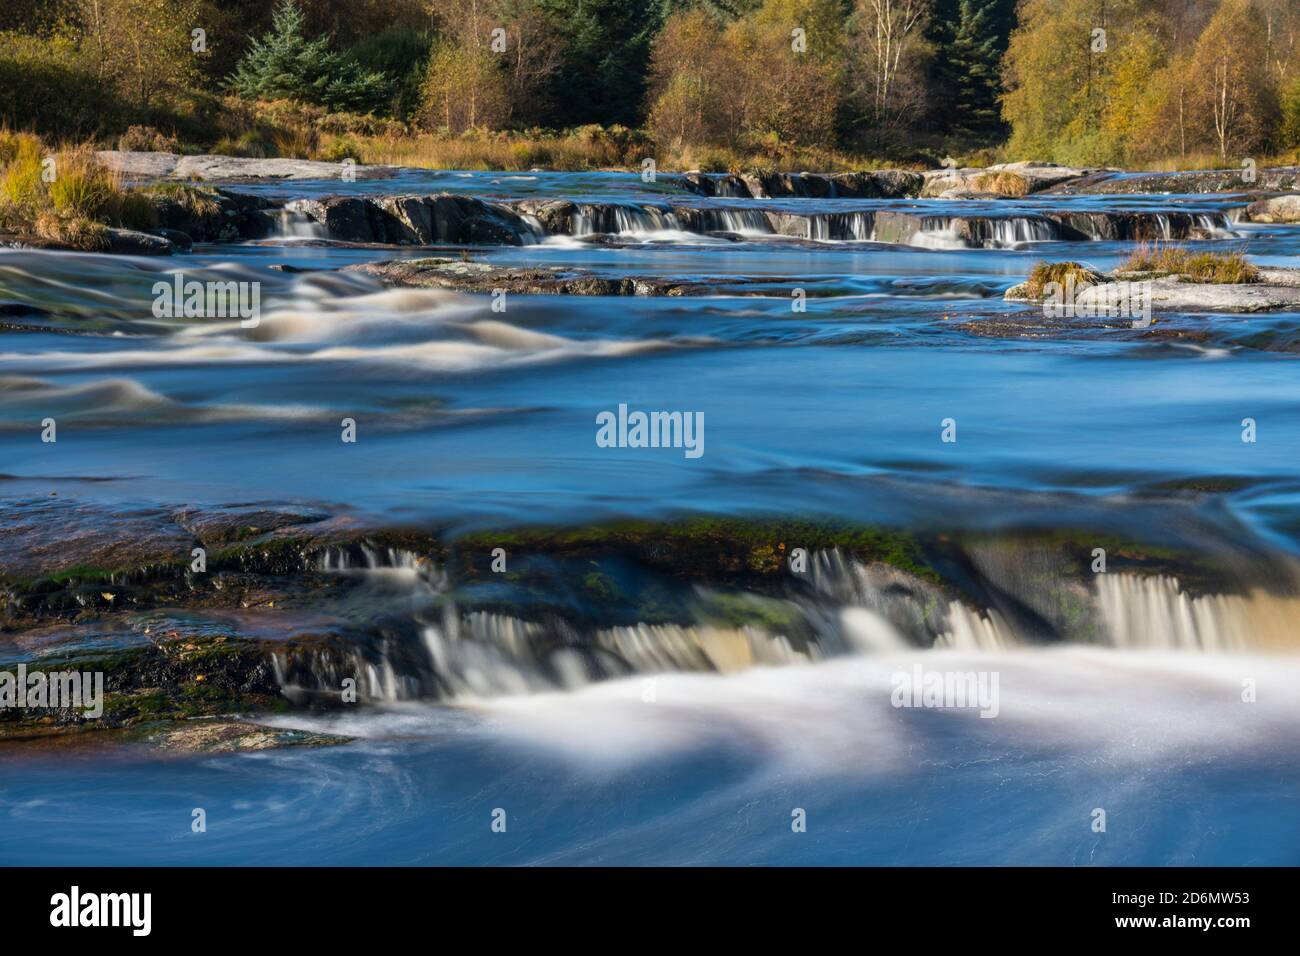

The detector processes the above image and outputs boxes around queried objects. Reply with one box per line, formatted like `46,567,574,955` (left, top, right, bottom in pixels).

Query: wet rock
344,256,706,295
0,499,194,586
104,228,173,256
678,172,753,197
832,170,925,198
868,211,923,244
0,497,437,628
287,194,538,245
148,186,272,242
153,227,192,251
1043,210,1228,241
511,199,579,233
133,720,350,753
1049,166,1300,195
171,505,332,548
739,170,924,199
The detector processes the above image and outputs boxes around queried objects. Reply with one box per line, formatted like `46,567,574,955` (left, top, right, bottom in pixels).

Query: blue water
2,169,1298,865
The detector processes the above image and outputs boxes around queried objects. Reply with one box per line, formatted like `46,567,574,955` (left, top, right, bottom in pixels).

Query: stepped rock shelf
2,495,1286,751
3,152,1280,257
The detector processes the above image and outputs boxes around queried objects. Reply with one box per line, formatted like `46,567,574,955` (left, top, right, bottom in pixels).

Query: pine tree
943,0,1006,144
226,0,390,113
539,0,664,127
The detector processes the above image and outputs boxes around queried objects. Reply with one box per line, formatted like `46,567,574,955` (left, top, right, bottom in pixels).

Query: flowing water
1,169,1298,865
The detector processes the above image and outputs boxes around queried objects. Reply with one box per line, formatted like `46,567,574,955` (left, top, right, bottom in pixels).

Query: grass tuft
967,170,1032,196
1119,243,1260,284
1021,260,1103,299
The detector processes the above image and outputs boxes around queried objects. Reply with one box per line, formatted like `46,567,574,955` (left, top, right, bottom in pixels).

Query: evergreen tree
944,0,1006,143
539,0,664,127
226,0,391,113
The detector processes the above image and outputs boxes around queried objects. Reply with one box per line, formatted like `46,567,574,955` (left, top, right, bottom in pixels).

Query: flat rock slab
1005,267,1300,313
1139,274,1300,312
134,720,351,753
345,257,710,295
923,161,1097,197
96,150,397,182
1048,167,1300,195
0,498,194,582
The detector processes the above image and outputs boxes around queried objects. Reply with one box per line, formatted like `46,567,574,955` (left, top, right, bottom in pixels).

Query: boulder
104,228,174,255
1244,195,1300,223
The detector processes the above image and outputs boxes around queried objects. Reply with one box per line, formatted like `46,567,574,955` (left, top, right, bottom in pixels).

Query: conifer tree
227,0,390,113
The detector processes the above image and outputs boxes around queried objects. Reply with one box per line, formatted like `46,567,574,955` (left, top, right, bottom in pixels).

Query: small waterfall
598,622,811,673
935,603,1016,651
712,175,751,198
800,212,877,241
687,207,773,235
908,217,967,249
1094,574,1300,652
272,208,327,239
971,216,1059,247
572,203,682,236
267,545,1300,707
1046,210,1236,241
910,216,1059,249
517,213,545,245
318,544,440,583
1193,212,1238,239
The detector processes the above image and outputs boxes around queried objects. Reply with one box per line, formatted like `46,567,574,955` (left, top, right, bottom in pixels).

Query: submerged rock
344,256,708,295
132,720,350,753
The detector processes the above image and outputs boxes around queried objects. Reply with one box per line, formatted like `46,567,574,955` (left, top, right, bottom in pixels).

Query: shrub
0,31,125,139
318,134,361,162
212,131,279,158
116,125,179,152
139,182,220,219
1280,76,1300,151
